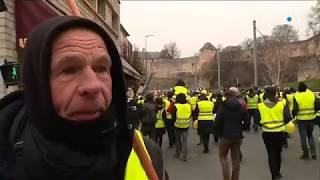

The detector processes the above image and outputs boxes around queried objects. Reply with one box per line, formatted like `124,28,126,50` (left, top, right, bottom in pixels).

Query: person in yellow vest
189,91,202,145
163,91,176,148
257,86,292,180
244,88,260,132
258,87,266,103
173,79,188,97
189,92,199,111
0,16,166,180
280,88,293,149
292,82,320,160
137,95,145,105
154,97,167,148
286,87,296,114
210,92,217,104
172,93,192,161
194,91,215,153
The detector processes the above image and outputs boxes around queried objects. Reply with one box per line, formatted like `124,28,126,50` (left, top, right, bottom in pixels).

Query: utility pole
217,49,221,90
253,20,258,87
144,34,154,81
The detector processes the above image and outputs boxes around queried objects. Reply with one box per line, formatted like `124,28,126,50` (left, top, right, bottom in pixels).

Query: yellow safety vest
189,96,198,111
246,95,259,109
137,96,144,104
258,102,286,132
211,98,216,104
174,86,188,96
174,103,191,128
197,100,214,121
155,109,165,128
294,89,316,120
125,130,150,180
163,99,172,119
286,94,294,112
281,98,287,106
259,93,264,103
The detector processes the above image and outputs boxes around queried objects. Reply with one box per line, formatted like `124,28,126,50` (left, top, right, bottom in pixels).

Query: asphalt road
161,127,320,180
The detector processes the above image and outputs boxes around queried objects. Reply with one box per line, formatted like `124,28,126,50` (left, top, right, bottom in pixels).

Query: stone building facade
140,36,320,91
143,43,217,90
0,0,141,98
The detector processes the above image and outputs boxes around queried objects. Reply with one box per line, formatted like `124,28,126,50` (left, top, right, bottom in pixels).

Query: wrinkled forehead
52,27,107,52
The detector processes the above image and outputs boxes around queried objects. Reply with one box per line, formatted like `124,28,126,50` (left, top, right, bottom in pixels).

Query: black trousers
262,132,286,179
165,119,176,146
248,109,259,131
155,128,165,148
198,120,214,151
141,125,156,141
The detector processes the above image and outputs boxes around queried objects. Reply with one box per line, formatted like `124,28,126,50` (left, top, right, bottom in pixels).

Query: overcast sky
120,1,316,57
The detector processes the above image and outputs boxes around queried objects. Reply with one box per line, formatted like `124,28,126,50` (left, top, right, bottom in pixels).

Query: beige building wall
0,0,120,97
49,0,120,44
0,0,18,97
147,48,216,90
0,0,16,62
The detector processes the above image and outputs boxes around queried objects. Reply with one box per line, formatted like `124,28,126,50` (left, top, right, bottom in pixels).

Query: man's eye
93,66,108,73
62,66,78,74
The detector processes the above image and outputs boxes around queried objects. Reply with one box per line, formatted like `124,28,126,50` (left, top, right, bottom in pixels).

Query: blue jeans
297,120,316,156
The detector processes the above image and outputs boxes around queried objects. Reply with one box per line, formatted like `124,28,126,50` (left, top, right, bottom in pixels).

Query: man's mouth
70,111,101,121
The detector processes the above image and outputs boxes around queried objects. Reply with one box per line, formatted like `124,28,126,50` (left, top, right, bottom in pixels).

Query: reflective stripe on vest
156,109,165,128
174,103,191,128
246,95,259,109
316,110,320,117
125,130,149,180
197,100,214,121
295,89,316,120
258,102,286,132
174,86,188,96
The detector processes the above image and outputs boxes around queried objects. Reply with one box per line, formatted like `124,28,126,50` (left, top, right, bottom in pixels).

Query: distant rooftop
136,51,161,59
200,42,216,51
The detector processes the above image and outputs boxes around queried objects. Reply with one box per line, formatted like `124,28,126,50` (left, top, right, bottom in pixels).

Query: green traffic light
11,65,17,80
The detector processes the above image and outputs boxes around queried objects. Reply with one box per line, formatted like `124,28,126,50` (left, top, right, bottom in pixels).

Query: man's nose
78,67,100,97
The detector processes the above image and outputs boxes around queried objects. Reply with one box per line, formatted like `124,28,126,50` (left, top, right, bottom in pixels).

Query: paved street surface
161,128,320,180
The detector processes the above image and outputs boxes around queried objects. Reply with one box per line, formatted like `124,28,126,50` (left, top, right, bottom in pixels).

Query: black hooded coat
0,16,163,180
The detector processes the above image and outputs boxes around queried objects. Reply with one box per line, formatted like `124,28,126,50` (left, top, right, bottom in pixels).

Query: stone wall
0,0,120,98
146,48,216,90
49,0,120,43
0,0,17,97
0,0,16,62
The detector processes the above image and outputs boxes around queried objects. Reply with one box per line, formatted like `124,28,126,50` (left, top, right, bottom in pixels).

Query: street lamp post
253,20,258,87
144,34,154,81
217,49,221,90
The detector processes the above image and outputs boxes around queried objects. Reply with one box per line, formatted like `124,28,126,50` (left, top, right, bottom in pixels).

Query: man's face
50,28,112,121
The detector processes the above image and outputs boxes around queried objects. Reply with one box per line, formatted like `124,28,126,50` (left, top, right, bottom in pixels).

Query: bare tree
262,24,298,85
307,0,320,36
159,42,181,59
132,45,144,73
240,38,253,49
271,24,298,43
